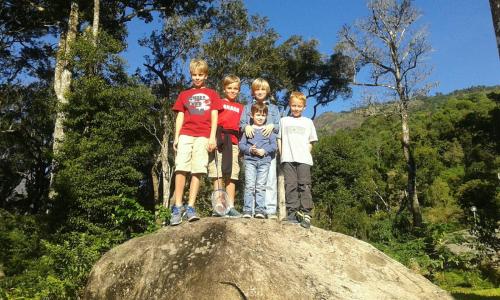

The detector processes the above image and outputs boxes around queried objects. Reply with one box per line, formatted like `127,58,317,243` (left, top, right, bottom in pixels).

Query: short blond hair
251,78,270,96
289,91,306,106
222,74,241,89
189,58,208,75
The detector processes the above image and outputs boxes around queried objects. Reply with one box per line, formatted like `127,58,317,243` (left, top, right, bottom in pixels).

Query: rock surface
84,218,451,300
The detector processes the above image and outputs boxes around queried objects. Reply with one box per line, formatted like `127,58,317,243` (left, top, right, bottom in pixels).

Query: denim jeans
265,156,277,215
243,159,270,215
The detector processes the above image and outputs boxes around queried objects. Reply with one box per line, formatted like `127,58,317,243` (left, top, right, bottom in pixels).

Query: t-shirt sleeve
309,119,318,142
172,93,185,112
210,91,223,111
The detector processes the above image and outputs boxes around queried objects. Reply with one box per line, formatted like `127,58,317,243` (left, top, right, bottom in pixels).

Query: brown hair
251,102,268,116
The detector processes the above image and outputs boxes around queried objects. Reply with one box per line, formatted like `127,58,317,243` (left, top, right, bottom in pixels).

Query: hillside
313,85,500,134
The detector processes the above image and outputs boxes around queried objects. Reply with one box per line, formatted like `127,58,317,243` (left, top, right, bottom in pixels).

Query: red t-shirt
218,99,243,144
172,88,222,138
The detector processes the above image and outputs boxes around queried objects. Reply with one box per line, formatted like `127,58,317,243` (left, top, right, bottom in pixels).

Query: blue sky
125,0,499,117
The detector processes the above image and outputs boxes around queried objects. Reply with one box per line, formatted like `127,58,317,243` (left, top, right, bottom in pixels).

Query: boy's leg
243,160,257,216
282,162,299,219
173,172,187,207
186,137,209,221
264,157,277,216
296,163,313,215
173,135,194,207
255,160,270,216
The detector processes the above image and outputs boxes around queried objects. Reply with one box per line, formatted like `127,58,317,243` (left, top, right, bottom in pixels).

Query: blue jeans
243,159,270,215
265,156,277,215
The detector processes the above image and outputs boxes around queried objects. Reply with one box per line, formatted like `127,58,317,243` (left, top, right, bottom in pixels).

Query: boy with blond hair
170,58,222,225
208,75,243,217
240,78,281,218
278,91,318,228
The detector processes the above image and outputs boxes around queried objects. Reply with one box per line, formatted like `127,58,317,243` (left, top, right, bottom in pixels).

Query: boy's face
190,70,208,88
224,82,240,101
253,87,268,102
252,111,267,126
290,98,305,118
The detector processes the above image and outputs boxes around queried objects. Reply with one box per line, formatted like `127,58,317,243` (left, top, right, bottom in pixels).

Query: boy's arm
263,105,280,136
208,110,218,152
262,133,277,156
238,135,251,155
277,138,281,156
240,104,255,138
173,111,184,152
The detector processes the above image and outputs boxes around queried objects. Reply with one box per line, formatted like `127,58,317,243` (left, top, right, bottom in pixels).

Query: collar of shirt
252,99,269,105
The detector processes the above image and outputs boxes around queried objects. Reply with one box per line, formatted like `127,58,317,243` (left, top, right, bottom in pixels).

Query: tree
336,0,434,227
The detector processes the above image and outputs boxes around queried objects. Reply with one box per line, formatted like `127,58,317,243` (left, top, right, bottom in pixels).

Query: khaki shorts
208,144,240,180
175,135,209,174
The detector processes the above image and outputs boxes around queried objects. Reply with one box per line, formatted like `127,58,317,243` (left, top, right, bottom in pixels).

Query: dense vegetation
312,86,499,296
1,0,498,298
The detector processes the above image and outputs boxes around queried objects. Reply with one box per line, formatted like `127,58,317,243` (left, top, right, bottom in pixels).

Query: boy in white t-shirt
278,91,318,228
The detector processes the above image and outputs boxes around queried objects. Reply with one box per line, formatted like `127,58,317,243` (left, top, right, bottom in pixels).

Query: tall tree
336,0,434,227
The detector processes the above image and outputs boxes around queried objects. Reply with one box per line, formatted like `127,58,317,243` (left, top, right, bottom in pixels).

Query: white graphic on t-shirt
187,93,211,115
223,103,240,113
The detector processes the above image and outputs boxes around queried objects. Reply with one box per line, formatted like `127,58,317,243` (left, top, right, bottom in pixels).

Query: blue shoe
186,206,200,222
170,206,183,226
226,207,241,218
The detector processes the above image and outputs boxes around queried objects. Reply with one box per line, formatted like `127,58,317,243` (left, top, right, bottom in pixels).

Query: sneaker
170,206,183,226
254,213,265,219
286,213,299,224
226,207,241,218
212,203,225,217
267,214,278,220
300,214,311,229
185,206,200,222
242,212,252,218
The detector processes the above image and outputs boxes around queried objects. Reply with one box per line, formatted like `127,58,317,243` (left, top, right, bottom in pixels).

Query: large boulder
84,218,451,299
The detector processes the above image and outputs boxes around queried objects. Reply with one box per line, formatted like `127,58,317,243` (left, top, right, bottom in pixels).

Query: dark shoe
186,206,200,222
254,213,265,219
300,214,311,229
170,206,183,226
242,212,252,218
286,213,299,224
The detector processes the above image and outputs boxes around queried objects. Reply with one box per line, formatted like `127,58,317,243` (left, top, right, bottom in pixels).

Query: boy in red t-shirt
170,59,222,225
208,75,243,217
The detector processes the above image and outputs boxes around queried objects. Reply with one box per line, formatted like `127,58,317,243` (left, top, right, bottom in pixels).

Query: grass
450,288,500,300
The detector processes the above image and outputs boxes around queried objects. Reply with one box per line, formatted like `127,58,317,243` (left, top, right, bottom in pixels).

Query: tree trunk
92,0,100,44
161,111,172,208
48,1,79,200
151,155,160,204
400,101,423,227
490,0,500,59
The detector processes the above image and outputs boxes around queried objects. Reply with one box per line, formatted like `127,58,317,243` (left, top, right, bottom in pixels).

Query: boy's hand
207,137,216,152
262,124,274,137
255,148,266,157
173,137,179,152
245,125,254,138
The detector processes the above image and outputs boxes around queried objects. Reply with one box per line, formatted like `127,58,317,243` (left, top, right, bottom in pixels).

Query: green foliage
51,31,158,236
313,87,500,291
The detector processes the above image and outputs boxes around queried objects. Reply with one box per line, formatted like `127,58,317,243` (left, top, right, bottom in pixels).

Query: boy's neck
192,85,205,89
252,124,265,129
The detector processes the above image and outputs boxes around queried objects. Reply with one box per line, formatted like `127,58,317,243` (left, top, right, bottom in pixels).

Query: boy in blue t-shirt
239,103,277,218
